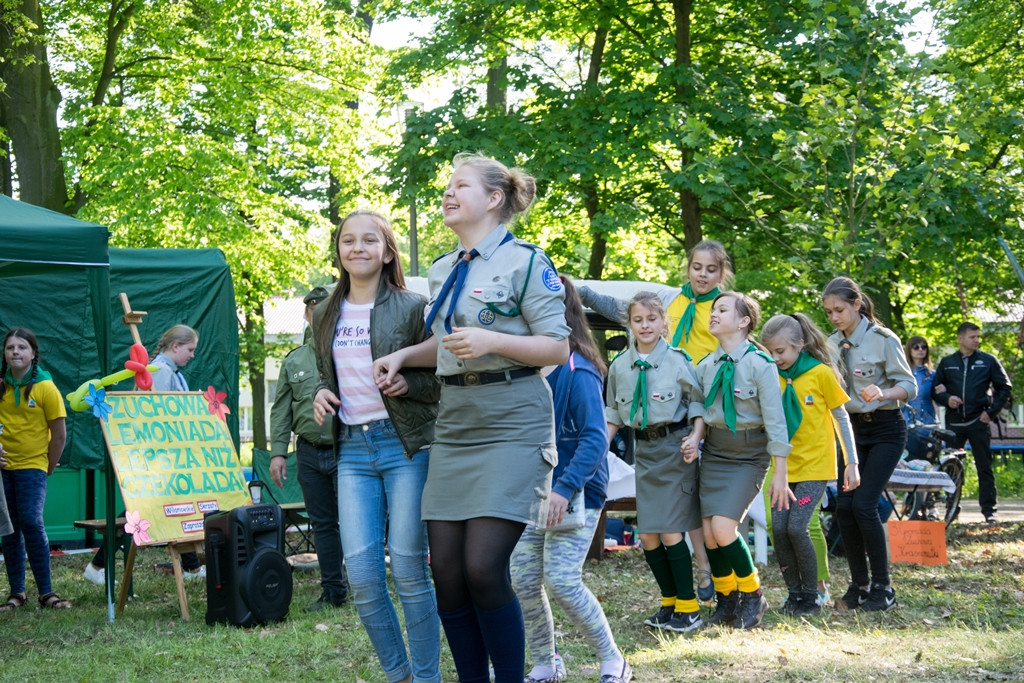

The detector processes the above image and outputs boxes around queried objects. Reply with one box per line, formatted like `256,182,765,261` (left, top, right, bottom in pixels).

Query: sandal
38,592,72,609
0,593,27,611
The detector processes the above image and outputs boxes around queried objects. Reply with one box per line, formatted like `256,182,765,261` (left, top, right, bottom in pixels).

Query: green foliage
961,452,1024,500
369,0,1023,396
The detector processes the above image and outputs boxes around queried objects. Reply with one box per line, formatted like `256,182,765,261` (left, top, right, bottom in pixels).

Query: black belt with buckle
850,409,901,424
439,367,539,387
634,421,687,441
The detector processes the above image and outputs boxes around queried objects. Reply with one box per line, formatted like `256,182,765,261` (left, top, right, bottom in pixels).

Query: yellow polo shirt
778,364,849,481
0,380,66,471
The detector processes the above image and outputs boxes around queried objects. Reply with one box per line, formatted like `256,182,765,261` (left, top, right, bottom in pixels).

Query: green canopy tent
0,195,117,613
0,195,113,469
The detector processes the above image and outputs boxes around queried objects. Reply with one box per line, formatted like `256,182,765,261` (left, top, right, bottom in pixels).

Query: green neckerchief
3,367,52,407
671,283,720,347
704,342,755,434
629,358,653,429
778,351,822,441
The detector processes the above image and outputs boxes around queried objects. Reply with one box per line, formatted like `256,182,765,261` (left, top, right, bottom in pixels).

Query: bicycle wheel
937,457,965,527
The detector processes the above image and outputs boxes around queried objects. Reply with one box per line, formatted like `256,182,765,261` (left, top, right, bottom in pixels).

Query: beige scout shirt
605,341,705,429
826,316,917,415
428,225,570,376
695,343,792,459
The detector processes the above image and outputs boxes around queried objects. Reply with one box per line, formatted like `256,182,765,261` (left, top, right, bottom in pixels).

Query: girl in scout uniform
760,313,861,617
822,277,916,613
0,328,69,611
373,154,569,683
694,292,791,630
311,211,441,683
605,292,706,634
579,239,732,600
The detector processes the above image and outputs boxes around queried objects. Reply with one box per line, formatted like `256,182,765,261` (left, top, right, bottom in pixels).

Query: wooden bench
588,497,636,561
74,517,128,535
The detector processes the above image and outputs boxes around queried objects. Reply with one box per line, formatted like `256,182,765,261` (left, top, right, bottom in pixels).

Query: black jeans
837,411,906,588
296,437,348,597
949,420,997,517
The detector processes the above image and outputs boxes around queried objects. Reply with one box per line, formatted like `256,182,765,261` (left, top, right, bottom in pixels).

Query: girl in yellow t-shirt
760,314,860,617
0,328,69,611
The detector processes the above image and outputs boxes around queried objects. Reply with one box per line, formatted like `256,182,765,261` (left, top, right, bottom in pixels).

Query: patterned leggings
771,480,828,594
510,509,622,668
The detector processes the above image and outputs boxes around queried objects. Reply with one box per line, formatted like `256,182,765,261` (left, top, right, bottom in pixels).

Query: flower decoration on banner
124,509,152,544
204,386,231,422
84,384,113,422
124,343,154,391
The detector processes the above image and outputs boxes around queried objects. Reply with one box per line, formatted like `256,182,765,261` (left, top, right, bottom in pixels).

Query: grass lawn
1,517,1021,681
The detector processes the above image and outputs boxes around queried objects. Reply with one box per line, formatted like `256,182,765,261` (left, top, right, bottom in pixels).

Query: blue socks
438,598,526,683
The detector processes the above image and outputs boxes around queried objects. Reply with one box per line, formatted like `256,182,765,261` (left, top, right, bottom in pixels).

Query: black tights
428,517,526,611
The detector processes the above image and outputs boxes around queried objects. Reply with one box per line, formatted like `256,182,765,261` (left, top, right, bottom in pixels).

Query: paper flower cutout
204,386,231,422
124,509,152,544
84,384,113,422
124,343,153,391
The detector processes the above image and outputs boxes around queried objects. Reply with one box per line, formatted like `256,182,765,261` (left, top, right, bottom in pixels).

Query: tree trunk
584,26,608,279
0,0,70,211
673,0,702,251
486,55,507,112
0,105,12,196
244,311,269,450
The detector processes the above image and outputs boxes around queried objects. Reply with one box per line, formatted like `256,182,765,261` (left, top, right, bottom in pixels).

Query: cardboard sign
99,392,250,545
888,520,948,565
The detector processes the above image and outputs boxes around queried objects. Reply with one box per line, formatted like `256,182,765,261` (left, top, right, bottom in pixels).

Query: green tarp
106,247,240,460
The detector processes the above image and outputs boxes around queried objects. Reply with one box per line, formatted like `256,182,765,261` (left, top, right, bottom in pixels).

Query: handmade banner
888,519,948,566
99,391,250,545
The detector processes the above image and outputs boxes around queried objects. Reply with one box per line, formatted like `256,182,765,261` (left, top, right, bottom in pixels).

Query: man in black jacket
931,322,1013,524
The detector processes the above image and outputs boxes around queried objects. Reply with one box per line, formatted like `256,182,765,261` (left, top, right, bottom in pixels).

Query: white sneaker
83,563,105,586
553,652,567,679
183,565,207,581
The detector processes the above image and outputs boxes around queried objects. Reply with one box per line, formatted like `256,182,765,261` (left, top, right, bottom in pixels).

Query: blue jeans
337,420,440,683
2,468,53,596
296,437,348,598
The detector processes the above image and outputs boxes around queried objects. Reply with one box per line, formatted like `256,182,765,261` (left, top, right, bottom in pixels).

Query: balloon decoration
66,349,160,413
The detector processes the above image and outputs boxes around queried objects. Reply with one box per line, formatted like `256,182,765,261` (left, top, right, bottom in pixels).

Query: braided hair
1,328,41,403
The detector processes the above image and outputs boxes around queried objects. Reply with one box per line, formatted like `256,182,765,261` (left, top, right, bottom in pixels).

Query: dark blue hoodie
547,352,610,510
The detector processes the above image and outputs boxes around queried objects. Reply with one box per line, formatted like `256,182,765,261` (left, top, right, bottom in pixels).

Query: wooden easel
112,294,203,620
117,538,206,621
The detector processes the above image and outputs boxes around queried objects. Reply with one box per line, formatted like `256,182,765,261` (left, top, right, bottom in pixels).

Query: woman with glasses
902,336,936,459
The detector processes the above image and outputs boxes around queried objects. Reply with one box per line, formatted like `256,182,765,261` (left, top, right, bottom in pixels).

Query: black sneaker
307,589,349,612
780,593,800,616
643,604,675,629
861,583,896,612
735,589,768,629
838,582,869,611
792,592,821,617
662,610,702,633
706,592,738,626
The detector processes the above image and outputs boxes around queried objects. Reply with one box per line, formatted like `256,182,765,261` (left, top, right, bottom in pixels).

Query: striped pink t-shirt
332,300,389,425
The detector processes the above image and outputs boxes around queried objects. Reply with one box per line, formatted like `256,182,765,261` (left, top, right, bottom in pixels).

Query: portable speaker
205,504,293,627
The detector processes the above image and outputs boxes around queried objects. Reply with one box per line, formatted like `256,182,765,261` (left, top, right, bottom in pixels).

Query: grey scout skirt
635,431,701,534
421,373,557,526
699,426,770,521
